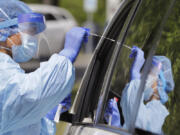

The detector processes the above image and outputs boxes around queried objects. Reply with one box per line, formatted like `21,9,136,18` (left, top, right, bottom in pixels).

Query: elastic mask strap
0,18,18,29
0,46,11,51
0,37,15,52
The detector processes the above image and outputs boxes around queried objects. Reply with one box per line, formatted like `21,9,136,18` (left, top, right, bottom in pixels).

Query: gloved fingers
83,27,90,43
129,46,138,58
46,105,58,120
130,46,144,59
104,98,121,127
130,46,145,80
105,99,113,115
65,27,84,41
60,26,91,62
60,104,71,113
108,99,114,112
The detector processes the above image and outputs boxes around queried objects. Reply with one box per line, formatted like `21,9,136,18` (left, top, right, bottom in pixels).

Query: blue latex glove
46,94,71,121
130,46,145,80
59,27,89,63
104,99,121,127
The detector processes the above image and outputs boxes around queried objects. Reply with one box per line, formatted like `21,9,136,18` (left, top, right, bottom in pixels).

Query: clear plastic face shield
17,13,51,61
144,58,162,101
0,11,51,63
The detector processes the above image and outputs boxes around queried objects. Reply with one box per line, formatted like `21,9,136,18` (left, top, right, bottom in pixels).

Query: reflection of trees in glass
111,46,132,95
112,0,180,134
156,1,180,134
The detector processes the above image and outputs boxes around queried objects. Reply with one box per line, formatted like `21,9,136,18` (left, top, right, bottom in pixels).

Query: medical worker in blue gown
0,0,89,135
105,46,174,134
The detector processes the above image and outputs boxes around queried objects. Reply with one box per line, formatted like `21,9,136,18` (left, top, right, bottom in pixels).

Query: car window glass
43,13,57,21
107,0,175,133
155,1,180,134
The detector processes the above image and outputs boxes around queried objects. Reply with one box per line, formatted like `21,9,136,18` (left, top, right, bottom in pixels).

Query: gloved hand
46,94,71,121
59,27,89,63
130,46,145,80
104,98,121,127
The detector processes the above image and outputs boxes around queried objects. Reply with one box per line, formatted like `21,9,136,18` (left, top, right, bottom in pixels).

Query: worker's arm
1,27,89,133
1,54,74,133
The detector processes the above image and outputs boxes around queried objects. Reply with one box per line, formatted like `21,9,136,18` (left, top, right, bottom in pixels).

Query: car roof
28,4,75,20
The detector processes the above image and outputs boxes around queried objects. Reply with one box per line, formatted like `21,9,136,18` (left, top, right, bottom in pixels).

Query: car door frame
70,0,142,129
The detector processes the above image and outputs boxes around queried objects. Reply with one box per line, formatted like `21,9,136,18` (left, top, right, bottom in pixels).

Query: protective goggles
0,12,46,35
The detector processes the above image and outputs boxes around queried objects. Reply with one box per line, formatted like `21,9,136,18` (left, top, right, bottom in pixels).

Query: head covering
144,56,174,104
0,0,32,41
152,56,174,104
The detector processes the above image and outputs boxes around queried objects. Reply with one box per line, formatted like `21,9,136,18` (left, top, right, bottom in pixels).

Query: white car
29,4,77,56
21,4,77,71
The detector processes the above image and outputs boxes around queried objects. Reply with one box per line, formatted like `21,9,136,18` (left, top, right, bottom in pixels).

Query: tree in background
21,0,105,27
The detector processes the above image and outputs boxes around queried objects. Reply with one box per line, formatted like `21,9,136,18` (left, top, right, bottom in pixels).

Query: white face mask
9,34,38,63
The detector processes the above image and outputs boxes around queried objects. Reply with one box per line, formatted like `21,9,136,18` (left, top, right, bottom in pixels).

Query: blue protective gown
0,52,75,135
121,80,169,134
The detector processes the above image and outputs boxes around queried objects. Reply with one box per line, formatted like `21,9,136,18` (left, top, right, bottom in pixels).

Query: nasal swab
88,32,132,50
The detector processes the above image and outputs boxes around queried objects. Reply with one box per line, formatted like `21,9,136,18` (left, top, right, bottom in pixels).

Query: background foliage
22,0,106,26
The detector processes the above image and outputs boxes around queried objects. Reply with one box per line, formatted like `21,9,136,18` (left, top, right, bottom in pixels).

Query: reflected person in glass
105,46,174,134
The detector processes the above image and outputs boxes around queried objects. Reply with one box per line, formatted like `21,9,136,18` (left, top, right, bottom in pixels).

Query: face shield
144,56,174,104
0,11,51,63
144,58,162,101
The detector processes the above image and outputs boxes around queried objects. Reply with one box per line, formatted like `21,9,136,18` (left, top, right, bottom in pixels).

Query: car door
59,0,177,135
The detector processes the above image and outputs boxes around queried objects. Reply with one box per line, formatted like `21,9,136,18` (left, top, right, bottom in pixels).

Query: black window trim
72,0,140,124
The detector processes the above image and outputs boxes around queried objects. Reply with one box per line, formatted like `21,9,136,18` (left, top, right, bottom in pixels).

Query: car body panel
29,4,77,56
68,125,131,135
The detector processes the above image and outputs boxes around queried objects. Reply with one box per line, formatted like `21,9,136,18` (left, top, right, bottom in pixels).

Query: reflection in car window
108,0,177,134
156,1,180,134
